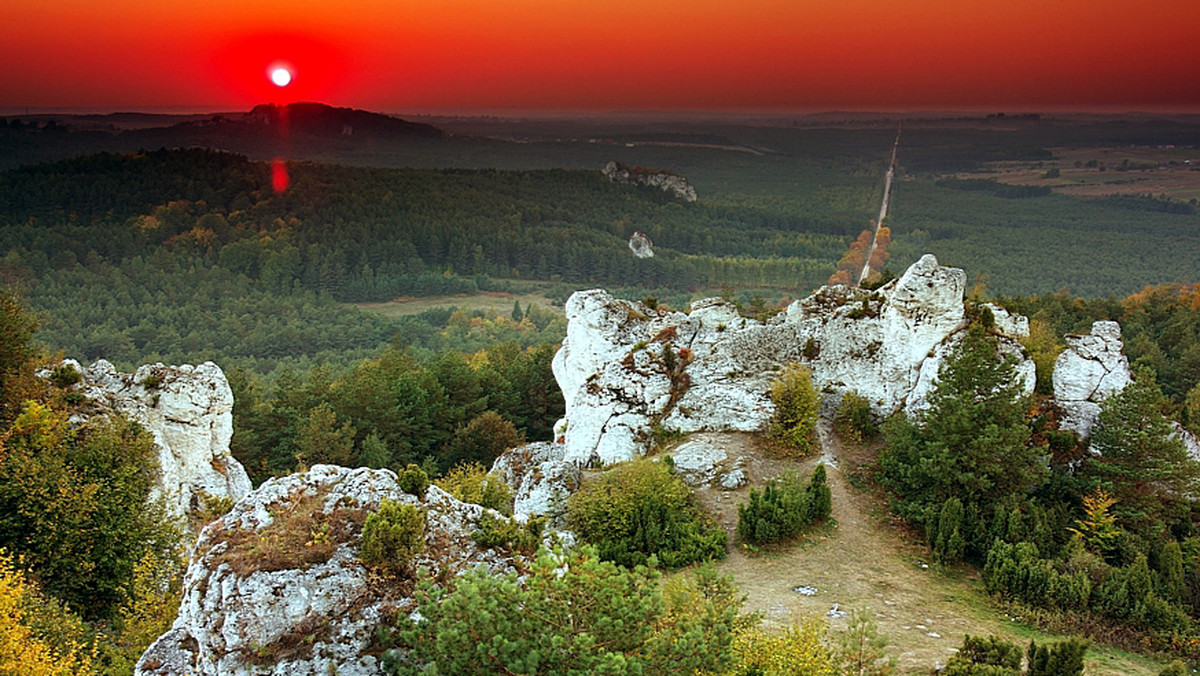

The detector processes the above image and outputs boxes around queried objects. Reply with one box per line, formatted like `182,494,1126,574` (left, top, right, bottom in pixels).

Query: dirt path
689,426,1163,675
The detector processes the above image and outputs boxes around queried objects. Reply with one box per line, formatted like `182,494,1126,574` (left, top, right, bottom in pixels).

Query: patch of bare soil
688,422,1164,676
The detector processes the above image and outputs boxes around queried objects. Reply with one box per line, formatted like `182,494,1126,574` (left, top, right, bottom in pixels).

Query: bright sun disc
270,67,292,87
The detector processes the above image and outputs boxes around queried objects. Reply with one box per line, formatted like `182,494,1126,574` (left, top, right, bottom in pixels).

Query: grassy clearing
685,431,1170,676
353,288,562,319
970,146,1200,202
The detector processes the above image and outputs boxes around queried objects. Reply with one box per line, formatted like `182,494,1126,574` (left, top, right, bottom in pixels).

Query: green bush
944,635,1022,676
767,363,819,455
834,391,878,442
397,464,430,499
1026,637,1087,676
567,459,726,569
49,364,82,389
435,462,513,515
360,499,425,577
472,512,545,555
736,465,831,546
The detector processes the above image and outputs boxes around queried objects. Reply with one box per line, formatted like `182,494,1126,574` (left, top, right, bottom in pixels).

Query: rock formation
136,465,534,676
1051,321,1133,439
628,231,655,258
490,441,580,524
552,254,1035,466
62,359,253,523
602,161,698,202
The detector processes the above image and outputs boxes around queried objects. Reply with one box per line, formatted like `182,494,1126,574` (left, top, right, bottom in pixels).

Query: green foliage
1026,637,1088,676
472,512,544,555
927,497,967,564
1085,374,1200,539
1159,660,1187,676
944,635,1022,676
435,462,513,515
0,289,38,424
383,545,746,675
48,364,81,389
294,403,356,468
360,500,425,577
834,391,878,442
879,326,1041,558
397,464,430,499
440,411,525,471
567,459,726,569
0,402,179,620
767,363,819,455
835,608,896,676
736,465,831,546
984,540,1093,612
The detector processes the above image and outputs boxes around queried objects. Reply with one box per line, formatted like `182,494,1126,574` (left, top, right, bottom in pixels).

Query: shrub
927,497,967,564
397,464,429,499
360,499,425,577
435,462,513,514
48,364,81,389
1160,660,1187,676
440,412,524,470
1026,637,1087,676
834,391,877,442
567,459,726,569
727,616,838,676
944,635,1021,676
767,363,819,455
472,512,544,555
736,465,831,546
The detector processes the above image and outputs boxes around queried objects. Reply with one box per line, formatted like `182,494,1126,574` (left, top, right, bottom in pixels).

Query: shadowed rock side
55,359,253,523
552,254,1036,466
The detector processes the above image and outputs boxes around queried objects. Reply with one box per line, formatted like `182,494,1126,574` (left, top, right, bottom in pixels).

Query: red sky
3,0,1198,112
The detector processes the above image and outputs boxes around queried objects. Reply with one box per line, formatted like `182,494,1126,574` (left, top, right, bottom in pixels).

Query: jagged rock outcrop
490,441,580,525
602,161,698,202
1052,321,1133,438
67,359,252,523
136,465,532,676
553,254,1036,465
668,434,747,489
628,231,655,258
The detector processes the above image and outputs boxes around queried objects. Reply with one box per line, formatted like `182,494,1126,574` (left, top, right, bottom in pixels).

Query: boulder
1052,321,1132,438
136,465,527,676
553,255,1035,465
490,441,580,525
70,359,252,523
628,231,655,258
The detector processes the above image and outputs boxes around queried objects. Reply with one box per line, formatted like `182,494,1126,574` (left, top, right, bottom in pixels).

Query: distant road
858,125,902,284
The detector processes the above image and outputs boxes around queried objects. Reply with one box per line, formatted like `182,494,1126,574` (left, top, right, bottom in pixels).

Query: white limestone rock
669,436,729,486
1052,321,1132,438
553,255,1036,465
602,161,698,202
491,441,580,524
628,231,655,258
136,466,527,676
67,359,252,523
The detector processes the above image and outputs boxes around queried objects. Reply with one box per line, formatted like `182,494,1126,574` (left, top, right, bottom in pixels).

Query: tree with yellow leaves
0,551,93,676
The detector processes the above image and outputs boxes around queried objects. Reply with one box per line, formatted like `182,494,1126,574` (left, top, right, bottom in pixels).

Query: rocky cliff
63,359,252,523
602,161,698,202
552,254,1035,466
1051,321,1133,438
136,465,538,676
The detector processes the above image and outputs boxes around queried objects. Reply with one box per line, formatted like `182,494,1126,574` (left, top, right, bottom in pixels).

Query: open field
969,146,1200,203
673,428,1170,676
353,288,563,319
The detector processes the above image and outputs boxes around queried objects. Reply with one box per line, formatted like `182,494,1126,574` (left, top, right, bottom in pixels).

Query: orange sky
3,0,1198,112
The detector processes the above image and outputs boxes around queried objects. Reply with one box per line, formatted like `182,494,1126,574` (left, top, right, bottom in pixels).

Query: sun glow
269,66,292,87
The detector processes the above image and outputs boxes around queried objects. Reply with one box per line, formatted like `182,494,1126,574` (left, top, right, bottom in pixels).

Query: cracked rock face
490,441,580,525
553,254,1036,466
70,359,253,523
136,466,522,676
1052,321,1132,438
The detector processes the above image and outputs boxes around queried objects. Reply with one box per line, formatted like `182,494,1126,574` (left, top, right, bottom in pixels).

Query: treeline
229,341,564,484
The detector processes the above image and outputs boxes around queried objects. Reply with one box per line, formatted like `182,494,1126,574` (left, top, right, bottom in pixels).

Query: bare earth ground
681,424,1167,675
968,146,1200,202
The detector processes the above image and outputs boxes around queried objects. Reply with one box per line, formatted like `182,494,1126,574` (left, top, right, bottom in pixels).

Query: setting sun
269,66,291,87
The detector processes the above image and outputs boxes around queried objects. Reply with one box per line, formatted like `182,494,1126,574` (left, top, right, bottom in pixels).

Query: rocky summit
552,254,1035,466
602,161,698,202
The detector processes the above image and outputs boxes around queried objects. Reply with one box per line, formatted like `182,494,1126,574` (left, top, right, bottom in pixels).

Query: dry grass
684,430,1169,676
208,489,367,576
352,288,562,319
969,146,1200,202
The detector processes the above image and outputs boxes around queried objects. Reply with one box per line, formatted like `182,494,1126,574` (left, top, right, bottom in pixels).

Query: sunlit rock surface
1052,321,1132,438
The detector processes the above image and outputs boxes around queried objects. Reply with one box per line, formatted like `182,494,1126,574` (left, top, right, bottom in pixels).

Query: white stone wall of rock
552,255,1035,466
73,359,252,523
136,466,524,676
491,442,581,524
1052,321,1133,438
